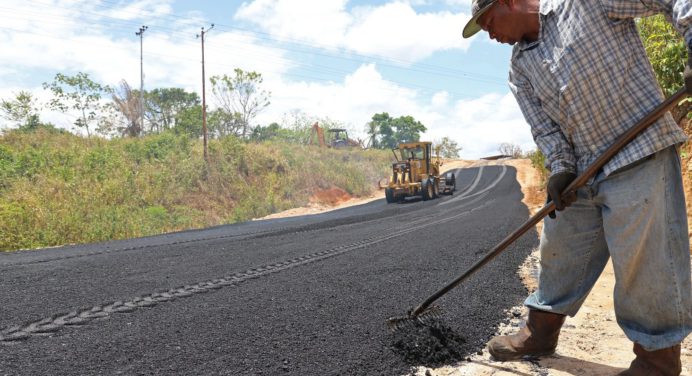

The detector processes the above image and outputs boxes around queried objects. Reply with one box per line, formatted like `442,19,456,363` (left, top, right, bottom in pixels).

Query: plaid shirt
509,0,691,177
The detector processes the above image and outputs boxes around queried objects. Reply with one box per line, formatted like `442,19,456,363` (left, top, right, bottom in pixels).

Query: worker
462,0,692,374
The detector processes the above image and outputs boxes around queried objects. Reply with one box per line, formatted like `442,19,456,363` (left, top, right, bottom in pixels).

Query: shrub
0,129,391,251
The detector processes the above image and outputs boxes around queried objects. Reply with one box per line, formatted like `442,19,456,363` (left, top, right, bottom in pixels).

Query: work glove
546,171,577,219
685,53,692,95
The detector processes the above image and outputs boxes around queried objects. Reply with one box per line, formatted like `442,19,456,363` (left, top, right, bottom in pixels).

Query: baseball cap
462,0,498,38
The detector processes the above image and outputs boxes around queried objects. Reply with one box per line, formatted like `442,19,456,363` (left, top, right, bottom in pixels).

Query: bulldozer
379,141,456,203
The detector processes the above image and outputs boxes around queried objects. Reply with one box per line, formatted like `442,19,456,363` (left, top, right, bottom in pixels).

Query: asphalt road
0,165,538,375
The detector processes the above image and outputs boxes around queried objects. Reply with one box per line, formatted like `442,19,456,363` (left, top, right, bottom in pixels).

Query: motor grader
380,141,456,203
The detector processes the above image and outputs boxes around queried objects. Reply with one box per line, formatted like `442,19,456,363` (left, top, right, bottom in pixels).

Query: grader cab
380,141,456,203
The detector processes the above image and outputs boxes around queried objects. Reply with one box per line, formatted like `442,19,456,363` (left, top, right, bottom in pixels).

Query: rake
387,87,688,332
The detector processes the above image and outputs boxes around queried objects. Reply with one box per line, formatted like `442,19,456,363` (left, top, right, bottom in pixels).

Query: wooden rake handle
411,87,689,317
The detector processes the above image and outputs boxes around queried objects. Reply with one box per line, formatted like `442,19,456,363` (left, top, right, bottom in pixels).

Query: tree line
1,68,464,157
1,68,271,140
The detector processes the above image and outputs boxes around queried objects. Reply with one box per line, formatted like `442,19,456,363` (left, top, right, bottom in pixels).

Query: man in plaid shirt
463,0,692,374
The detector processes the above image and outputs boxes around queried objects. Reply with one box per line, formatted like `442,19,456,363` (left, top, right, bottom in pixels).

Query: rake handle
411,87,688,318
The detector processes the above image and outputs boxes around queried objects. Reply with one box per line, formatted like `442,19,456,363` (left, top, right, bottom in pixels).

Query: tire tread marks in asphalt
0,194,495,344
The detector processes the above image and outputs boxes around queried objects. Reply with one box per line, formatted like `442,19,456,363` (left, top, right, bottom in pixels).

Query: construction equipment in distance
310,122,360,148
328,128,360,148
380,141,456,203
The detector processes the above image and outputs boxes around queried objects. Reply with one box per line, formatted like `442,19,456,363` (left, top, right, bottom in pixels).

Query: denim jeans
525,146,692,351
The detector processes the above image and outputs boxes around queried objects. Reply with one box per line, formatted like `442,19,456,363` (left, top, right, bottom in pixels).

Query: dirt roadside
257,159,691,375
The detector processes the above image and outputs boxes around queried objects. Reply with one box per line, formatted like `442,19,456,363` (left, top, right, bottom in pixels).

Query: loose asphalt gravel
0,165,538,375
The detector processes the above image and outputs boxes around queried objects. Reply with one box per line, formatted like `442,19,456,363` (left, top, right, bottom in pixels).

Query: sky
0,0,535,159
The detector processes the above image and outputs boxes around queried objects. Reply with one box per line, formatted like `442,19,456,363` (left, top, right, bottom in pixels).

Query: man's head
462,0,540,45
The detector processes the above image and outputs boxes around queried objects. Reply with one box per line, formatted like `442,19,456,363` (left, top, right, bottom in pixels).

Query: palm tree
111,80,143,137
366,120,379,149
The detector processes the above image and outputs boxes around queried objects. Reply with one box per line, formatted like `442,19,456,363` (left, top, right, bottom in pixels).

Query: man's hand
546,171,577,219
685,53,692,94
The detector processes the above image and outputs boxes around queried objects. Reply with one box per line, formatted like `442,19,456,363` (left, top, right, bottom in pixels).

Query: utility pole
136,25,148,135
197,24,214,163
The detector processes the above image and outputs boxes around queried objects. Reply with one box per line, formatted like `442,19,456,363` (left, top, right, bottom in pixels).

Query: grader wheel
446,172,456,195
385,188,397,204
422,178,435,201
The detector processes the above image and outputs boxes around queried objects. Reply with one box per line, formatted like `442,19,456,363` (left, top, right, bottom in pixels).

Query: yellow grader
380,141,456,203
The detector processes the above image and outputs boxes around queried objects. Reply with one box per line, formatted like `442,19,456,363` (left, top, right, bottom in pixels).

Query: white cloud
254,64,533,159
235,0,472,62
345,3,468,61
104,0,174,21
235,0,352,48
256,64,421,135
0,1,292,91
431,91,449,108
441,92,535,157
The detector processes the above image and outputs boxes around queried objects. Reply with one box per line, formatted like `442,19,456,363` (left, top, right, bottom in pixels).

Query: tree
369,113,395,149
364,118,380,148
43,72,110,137
173,105,204,137
392,115,426,143
367,112,427,149
209,110,242,138
637,15,688,122
499,142,523,158
0,91,40,129
146,88,200,133
250,122,282,142
110,80,143,137
210,68,271,138
434,136,462,158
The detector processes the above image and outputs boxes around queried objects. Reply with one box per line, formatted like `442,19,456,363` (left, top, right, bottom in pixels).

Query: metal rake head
386,305,443,332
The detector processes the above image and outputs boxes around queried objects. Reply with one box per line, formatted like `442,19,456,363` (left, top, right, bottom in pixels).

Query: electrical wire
14,0,507,85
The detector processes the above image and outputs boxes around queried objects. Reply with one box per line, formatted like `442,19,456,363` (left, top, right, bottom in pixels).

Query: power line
0,24,494,99
13,0,506,84
0,9,505,90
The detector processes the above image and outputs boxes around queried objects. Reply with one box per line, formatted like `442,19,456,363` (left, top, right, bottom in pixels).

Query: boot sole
488,347,556,361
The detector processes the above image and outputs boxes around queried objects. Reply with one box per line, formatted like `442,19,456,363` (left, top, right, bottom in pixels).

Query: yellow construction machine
310,122,360,148
380,141,456,203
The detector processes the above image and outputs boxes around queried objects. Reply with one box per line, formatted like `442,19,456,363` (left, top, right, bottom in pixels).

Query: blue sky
0,0,533,158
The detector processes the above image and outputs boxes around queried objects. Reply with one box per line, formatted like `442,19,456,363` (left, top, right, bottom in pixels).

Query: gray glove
546,172,577,219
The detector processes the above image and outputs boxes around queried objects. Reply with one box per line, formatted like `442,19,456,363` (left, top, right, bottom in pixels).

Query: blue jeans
525,146,692,351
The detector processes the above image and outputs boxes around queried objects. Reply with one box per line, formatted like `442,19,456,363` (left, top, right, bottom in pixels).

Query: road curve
0,165,538,375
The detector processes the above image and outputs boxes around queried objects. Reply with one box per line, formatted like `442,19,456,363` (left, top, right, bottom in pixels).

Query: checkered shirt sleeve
508,0,690,178
509,66,576,174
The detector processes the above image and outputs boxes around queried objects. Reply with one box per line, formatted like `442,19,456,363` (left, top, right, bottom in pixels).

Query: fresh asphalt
0,165,538,375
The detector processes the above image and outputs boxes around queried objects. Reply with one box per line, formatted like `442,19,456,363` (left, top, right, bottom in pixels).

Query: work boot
617,343,682,376
487,309,566,361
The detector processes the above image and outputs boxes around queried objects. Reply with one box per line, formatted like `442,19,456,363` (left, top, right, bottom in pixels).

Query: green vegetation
637,15,690,124
364,112,427,149
525,149,548,185
434,136,462,158
0,128,390,251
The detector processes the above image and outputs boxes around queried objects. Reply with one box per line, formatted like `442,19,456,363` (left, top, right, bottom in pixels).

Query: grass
0,128,391,251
